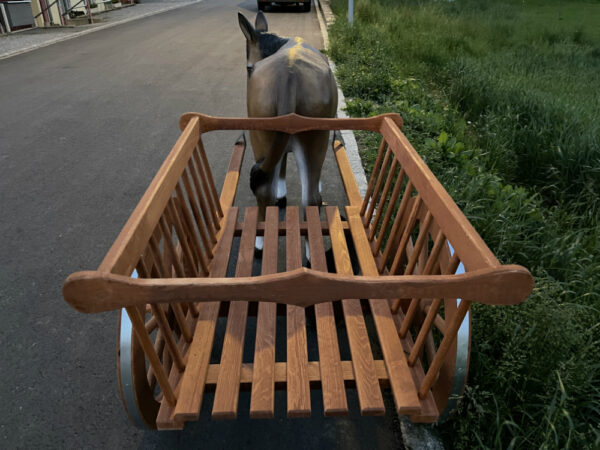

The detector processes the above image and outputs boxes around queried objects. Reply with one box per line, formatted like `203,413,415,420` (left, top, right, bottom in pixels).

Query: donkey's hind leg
249,130,290,251
294,130,329,262
294,130,329,209
275,150,288,208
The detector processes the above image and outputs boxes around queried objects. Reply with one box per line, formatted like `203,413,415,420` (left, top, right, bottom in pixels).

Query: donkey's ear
255,11,268,33
238,12,258,42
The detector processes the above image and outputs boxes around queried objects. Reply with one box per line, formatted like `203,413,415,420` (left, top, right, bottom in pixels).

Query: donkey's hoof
276,196,287,208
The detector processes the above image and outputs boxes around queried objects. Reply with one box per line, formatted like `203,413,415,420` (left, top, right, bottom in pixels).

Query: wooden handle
179,112,404,134
63,265,534,314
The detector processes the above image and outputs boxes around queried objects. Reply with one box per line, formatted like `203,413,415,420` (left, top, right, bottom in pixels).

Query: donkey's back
248,37,337,119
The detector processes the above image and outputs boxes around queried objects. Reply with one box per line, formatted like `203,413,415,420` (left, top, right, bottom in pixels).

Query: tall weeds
329,0,600,447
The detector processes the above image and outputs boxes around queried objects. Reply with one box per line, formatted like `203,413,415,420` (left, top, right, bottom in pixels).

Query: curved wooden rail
179,112,404,134
63,265,533,313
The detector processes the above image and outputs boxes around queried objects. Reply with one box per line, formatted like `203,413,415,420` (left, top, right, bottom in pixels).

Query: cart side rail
378,118,499,271
63,265,533,313
179,112,404,134
97,117,242,276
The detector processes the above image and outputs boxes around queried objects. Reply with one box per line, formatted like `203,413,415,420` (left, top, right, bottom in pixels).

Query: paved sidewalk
0,0,199,60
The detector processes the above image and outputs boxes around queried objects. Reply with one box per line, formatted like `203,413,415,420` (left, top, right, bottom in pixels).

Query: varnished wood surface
332,139,363,207
219,134,246,211
171,207,239,422
306,207,348,416
99,117,200,276
285,206,311,417
64,264,534,313
326,207,385,416
346,207,422,415
380,118,499,271
63,112,536,428
212,208,258,419
249,207,279,418
180,112,403,134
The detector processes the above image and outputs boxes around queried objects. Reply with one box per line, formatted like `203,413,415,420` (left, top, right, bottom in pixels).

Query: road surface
0,1,404,447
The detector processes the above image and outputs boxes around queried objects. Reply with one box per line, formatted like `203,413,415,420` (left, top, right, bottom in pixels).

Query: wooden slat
286,206,311,417
306,207,348,416
172,207,239,422
326,207,385,416
332,139,363,207
219,136,246,210
156,311,198,429
205,360,390,386
212,207,258,419
235,220,347,234
391,310,439,423
346,206,421,415
250,206,279,418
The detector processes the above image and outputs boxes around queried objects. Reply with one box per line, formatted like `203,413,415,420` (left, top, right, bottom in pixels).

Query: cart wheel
117,307,159,429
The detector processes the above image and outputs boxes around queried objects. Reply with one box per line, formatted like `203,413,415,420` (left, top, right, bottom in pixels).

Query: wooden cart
63,113,534,429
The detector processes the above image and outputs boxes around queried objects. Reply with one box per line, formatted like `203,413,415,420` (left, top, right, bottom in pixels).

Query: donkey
238,12,338,249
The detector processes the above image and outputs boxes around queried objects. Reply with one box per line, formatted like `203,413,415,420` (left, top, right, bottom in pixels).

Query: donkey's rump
248,38,337,118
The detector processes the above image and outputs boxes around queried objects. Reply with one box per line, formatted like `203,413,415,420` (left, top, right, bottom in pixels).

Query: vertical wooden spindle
126,306,177,405
389,195,422,275
419,300,471,398
360,137,387,219
377,181,414,272
364,147,392,226
408,254,460,366
368,158,399,241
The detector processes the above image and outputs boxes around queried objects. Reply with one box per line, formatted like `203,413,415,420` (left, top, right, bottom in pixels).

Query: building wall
30,0,63,27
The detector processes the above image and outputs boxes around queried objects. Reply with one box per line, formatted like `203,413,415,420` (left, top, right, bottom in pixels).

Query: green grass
327,0,600,447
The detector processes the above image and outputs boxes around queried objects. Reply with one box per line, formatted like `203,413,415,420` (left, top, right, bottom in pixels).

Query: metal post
85,0,93,23
0,3,11,32
348,0,354,24
56,0,65,26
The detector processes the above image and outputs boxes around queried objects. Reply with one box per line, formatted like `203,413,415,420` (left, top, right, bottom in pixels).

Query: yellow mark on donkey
287,37,304,67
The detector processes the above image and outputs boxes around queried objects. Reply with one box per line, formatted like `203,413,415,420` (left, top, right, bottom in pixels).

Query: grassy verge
327,0,600,447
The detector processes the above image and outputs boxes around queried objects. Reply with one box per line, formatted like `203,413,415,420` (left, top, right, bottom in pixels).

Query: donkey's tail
256,73,296,173
276,71,297,117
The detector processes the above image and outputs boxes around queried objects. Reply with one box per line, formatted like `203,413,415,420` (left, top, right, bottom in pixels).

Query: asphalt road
0,1,404,447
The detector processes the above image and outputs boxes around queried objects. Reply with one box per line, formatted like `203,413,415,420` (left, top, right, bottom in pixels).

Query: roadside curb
314,0,367,197
0,0,202,61
313,1,446,449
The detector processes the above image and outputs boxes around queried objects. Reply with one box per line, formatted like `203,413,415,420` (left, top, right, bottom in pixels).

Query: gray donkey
238,12,337,249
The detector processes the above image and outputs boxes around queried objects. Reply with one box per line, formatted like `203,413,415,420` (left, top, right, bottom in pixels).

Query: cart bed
63,113,533,429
